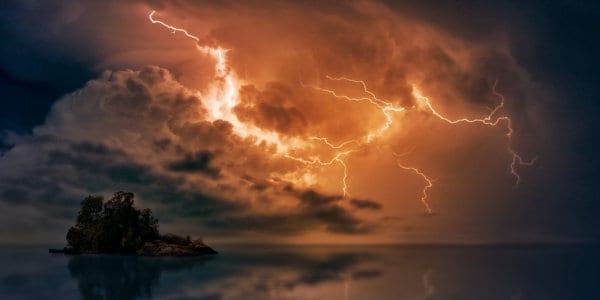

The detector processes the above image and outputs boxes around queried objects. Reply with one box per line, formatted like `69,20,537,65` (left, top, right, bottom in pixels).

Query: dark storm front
1,246,598,299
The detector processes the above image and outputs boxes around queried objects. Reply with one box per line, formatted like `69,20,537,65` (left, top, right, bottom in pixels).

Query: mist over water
0,245,598,299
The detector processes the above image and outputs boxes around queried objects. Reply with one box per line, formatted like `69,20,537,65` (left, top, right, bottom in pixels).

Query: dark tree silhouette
66,191,159,254
56,191,216,256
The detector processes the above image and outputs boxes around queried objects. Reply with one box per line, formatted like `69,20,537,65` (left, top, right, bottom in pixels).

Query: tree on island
66,191,159,253
57,191,217,256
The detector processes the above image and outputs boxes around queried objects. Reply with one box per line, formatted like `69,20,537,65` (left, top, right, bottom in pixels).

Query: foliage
66,191,159,253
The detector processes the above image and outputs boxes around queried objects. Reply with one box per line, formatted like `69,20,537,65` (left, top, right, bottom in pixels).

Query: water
0,245,598,299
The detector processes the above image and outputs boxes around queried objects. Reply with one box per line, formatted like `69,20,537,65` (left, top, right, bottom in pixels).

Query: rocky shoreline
50,234,218,256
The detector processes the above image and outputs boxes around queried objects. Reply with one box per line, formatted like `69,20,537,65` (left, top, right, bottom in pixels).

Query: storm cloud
0,66,381,241
0,0,598,244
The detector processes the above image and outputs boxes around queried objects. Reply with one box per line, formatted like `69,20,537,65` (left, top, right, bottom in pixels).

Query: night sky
0,0,599,245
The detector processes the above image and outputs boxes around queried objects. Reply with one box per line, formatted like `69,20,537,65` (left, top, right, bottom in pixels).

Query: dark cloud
0,138,235,219
167,150,221,178
292,188,343,208
351,269,383,279
350,198,382,210
205,187,376,235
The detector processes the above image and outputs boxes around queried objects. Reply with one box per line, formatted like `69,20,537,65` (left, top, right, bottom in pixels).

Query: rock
160,233,189,246
135,235,218,256
137,242,159,255
51,233,217,256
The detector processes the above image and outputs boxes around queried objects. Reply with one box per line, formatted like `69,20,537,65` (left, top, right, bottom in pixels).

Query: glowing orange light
148,10,289,150
148,10,353,195
147,10,535,214
307,77,435,211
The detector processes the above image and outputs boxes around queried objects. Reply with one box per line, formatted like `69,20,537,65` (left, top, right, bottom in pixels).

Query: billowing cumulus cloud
0,0,594,244
0,66,381,242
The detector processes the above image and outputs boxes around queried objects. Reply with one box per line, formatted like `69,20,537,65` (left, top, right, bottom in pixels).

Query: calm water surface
0,245,598,299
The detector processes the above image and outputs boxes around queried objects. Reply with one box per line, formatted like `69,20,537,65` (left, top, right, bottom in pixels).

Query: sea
0,245,598,299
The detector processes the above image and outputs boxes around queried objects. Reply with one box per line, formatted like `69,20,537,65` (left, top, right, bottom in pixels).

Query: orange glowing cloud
0,1,549,245
146,6,535,217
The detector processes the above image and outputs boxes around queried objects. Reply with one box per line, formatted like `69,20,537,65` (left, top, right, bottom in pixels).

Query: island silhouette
50,191,217,256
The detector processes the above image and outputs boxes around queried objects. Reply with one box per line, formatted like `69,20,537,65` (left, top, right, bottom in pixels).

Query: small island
50,191,217,256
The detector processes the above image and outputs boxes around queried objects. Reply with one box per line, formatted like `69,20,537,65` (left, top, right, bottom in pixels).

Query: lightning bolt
284,149,354,197
305,77,437,211
148,10,290,150
308,136,358,149
306,77,535,213
149,10,356,198
297,77,408,199
413,81,537,185
302,76,405,144
149,11,200,41
147,10,535,214
397,163,434,214
392,152,434,214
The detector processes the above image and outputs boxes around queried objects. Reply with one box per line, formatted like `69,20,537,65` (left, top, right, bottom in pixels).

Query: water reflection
0,246,599,299
67,255,214,300
66,249,379,300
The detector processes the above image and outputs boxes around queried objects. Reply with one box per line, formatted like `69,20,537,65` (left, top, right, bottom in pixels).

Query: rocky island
50,191,217,256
